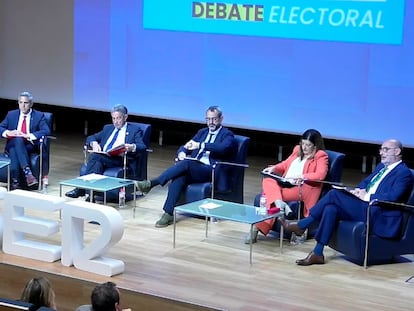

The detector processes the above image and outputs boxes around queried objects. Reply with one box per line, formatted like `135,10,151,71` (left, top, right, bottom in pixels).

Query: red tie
21,116,27,134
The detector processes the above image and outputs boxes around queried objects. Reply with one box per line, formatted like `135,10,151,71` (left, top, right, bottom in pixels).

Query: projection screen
0,0,413,146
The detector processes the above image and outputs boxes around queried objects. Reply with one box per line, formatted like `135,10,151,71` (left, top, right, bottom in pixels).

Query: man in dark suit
136,105,236,228
280,139,414,265
0,91,50,189
65,104,147,200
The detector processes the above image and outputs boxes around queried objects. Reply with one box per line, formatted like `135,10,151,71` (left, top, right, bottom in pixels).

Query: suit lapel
376,163,401,192
125,124,130,143
103,126,116,145
29,111,36,132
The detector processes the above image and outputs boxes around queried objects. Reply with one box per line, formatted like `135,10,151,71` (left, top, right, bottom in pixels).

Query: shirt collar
384,160,402,171
22,109,32,117
209,126,222,135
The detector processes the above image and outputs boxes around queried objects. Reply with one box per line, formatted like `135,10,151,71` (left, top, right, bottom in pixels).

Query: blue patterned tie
196,133,214,159
366,167,387,192
105,129,120,151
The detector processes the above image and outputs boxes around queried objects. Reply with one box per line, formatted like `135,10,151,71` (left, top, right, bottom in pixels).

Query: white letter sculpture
61,200,125,276
3,190,65,262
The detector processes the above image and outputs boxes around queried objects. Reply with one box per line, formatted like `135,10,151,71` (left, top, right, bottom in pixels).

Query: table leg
280,224,284,253
250,224,253,265
7,163,10,191
59,185,63,219
133,184,137,218
173,210,177,248
103,191,106,205
205,216,209,238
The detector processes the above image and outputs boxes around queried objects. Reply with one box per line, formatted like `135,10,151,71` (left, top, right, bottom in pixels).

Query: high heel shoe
278,218,305,236
275,200,293,217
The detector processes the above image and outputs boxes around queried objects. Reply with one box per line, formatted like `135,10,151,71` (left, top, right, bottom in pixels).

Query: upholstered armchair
253,149,345,238
328,169,414,268
180,135,250,205
80,122,151,201
0,112,53,190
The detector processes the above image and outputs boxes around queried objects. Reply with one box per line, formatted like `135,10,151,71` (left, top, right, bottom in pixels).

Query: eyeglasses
379,147,396,153
205,117,220,122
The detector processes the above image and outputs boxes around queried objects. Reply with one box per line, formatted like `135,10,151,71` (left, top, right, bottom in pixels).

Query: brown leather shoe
278,218,305,236
296,252,325,266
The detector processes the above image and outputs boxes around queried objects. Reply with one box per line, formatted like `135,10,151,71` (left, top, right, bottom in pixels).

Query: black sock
150,179,159,188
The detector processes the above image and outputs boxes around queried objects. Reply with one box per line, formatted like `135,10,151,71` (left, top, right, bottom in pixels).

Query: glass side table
174,198,282,264
59,174,137,216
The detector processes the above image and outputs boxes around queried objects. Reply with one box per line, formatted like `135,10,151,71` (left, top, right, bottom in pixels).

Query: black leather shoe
85,195,95,203
65,188,85,198
296,252,325,266
278,218,305,236
11,179,21,190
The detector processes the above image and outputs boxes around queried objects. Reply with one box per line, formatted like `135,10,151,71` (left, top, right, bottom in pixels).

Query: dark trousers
85,153,123,175
155,159,212,215
6,137,36,180
309,189,368,245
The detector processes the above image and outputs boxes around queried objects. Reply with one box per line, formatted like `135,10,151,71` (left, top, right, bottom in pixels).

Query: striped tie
105,129,120,151
196,133,214,160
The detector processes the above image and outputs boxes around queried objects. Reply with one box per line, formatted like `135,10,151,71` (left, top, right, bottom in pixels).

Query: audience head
91,282,121,311
20,277,56,310
205,105,223,132
299,129,325,159
379,139,403,166
111,104,128,129
18,91,34,114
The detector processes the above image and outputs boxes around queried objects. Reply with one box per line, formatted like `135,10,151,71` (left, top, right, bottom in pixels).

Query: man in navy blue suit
0,91,50,189
65,104,147,200
280,138,414,265
136,106,236,228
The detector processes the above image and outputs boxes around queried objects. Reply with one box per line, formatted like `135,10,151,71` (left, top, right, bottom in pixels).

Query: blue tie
196,133,214,160
105,129,120,151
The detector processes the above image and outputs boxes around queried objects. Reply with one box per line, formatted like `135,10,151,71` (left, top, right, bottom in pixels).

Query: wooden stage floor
1,134,414,311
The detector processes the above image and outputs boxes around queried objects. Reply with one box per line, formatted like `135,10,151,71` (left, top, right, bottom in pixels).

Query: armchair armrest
39,135,56,143
364,198,414,268
211,161,249,199
370,199,414,213
38,135,56,190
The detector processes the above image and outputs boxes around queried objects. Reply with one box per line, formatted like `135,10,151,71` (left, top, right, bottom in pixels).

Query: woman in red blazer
247,129,328,244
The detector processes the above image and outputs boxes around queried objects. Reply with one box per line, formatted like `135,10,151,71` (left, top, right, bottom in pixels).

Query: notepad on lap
88,144,126,156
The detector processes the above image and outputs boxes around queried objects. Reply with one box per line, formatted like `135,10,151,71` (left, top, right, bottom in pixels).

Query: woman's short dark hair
299,129,325,159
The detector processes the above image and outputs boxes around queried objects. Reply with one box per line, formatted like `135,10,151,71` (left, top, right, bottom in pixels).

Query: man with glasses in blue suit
136,106,236,228
280,139,414,266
